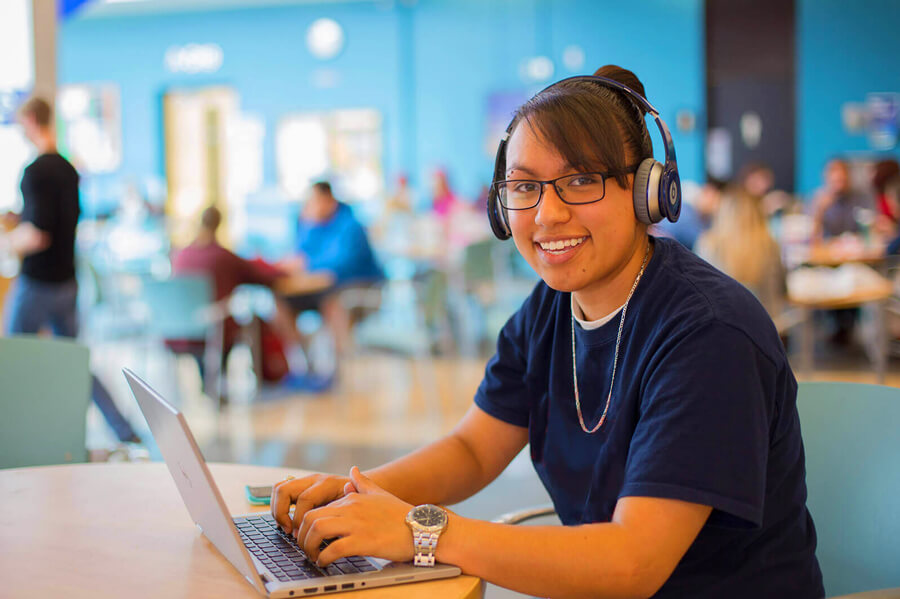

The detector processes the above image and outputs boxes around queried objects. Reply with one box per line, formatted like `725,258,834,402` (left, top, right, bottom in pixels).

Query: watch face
413,504,447,528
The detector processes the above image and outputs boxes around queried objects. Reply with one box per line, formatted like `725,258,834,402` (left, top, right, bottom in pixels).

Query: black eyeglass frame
492,165,640,210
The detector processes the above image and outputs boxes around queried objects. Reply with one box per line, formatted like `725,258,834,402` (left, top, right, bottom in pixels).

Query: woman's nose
534,183,571,227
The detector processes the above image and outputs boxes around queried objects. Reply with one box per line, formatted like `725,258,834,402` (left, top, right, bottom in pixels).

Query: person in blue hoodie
284,181,383,362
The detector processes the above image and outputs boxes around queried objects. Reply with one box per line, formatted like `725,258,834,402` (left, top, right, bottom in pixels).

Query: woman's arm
366,405,529,506
437,496,711,599
301,470,711,599
271,406,528,533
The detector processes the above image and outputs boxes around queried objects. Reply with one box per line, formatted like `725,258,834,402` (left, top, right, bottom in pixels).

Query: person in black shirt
4,96,140,444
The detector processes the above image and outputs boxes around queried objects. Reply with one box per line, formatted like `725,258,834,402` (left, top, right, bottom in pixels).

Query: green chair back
0,336,91,468
141,275,214,340
797,381,900,596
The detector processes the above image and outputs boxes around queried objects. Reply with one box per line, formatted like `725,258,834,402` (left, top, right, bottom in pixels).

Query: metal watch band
412,531,439,567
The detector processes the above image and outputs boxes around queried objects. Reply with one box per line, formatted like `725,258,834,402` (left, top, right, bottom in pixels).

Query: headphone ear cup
659,166,682,223
632,159,663,225
487,186,512,240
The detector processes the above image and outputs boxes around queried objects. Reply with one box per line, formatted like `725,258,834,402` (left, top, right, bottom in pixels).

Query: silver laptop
123,368,461,597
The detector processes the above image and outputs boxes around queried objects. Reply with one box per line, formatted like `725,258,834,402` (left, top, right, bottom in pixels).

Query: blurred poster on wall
276,108,383,210
484,91,528,158
57,84,122,174
706,127,733,180
866,92,899,150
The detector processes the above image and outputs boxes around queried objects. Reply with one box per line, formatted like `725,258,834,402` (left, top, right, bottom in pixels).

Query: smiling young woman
271,65,825,599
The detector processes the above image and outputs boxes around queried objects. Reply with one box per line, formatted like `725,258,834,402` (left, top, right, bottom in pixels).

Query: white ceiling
77,0,391,19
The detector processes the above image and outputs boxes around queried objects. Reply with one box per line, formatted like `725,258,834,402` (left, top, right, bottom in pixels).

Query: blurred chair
461,238,537,355
338,281,384,353
76,259,147,344
140,275,228,405
491,381,900,598
0,335,91,468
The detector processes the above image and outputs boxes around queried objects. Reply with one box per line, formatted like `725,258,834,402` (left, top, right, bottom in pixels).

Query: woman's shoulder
499,280,565,345
648,238,783,357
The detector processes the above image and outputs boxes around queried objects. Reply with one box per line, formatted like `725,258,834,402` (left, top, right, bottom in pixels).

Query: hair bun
592,65,647,110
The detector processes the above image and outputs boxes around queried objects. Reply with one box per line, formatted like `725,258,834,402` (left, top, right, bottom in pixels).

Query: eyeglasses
493,167,638,210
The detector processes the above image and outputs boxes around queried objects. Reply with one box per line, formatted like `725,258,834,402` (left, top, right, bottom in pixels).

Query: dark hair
17,96,53,127
885,175,900,199
312,181,333,196
509,65,652,189
200,206,222,232
873,159,900,194
737,161,773,182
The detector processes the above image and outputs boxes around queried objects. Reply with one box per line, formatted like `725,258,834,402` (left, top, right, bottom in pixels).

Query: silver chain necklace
572,241,651,434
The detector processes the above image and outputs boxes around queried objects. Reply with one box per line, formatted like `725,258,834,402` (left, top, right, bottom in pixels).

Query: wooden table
274,272,334,298
803,239,886,268
0,462,483,599
788,276,893,383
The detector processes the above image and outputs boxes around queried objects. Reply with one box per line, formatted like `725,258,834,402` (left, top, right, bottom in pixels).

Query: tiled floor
86,335,900,599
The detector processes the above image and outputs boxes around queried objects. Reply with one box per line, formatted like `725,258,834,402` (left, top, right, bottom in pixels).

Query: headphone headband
487,73,681,240
536,75,678,170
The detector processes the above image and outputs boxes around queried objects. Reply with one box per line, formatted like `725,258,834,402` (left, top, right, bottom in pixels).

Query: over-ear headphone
487,75,681,240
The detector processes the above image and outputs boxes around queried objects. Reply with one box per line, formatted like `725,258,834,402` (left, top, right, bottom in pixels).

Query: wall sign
164,44,224,74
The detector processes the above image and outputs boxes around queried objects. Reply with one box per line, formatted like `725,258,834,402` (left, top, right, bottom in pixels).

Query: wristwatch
405,504,448,567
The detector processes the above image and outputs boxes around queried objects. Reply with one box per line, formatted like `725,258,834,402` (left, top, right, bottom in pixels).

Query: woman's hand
295,467,415,566
270,472,351,535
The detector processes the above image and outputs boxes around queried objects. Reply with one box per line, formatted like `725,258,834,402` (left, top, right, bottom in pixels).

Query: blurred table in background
273,271,334,298
788,264,893,382
803,237,887,268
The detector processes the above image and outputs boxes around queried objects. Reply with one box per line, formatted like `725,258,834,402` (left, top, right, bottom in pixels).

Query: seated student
695,188,787,323
882,176,900,255
811,157,868,241
810,159,871,344
284,181,383,355
873,159,900,236
270,66,823,598
170,206,291,387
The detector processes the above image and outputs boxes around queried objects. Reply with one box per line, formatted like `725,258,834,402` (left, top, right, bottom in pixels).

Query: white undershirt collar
571,294,625,331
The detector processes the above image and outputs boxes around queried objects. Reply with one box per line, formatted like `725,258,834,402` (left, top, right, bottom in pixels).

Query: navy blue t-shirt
475,237,823,598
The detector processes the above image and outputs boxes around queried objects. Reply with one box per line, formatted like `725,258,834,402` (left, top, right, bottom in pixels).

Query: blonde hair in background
701,188,779,287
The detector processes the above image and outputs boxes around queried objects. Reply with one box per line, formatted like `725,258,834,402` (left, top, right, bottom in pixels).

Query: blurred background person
385,173,413,215
652,177,723,249
3,96,141,444
169,206,293,392
872,158,900,237
882,176,900,255
430,168,457,219
811,158,869,241
695,188,787,326
284,181,383,363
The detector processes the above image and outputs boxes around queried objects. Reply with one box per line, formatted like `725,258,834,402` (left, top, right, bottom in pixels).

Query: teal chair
0,336,91,468
798,382,900,598
141,275,218,340
140,275,228,403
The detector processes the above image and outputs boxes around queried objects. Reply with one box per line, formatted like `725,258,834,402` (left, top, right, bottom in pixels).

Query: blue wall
60,0,704,220
797,0,900,194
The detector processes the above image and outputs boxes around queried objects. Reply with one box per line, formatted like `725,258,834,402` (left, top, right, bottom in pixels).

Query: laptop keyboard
233,514,377,582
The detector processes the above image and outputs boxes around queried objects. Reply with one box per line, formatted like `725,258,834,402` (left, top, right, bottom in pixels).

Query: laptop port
341,583,354,589
303,589,317,594
323,585,337,591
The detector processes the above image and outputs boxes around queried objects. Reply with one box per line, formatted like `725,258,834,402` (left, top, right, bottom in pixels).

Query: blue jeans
5,275,138,443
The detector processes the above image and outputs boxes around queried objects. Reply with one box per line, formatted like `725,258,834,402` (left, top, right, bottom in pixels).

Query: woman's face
505,121,643,297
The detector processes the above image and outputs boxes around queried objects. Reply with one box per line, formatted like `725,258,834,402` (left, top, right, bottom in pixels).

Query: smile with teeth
537,237,588,253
